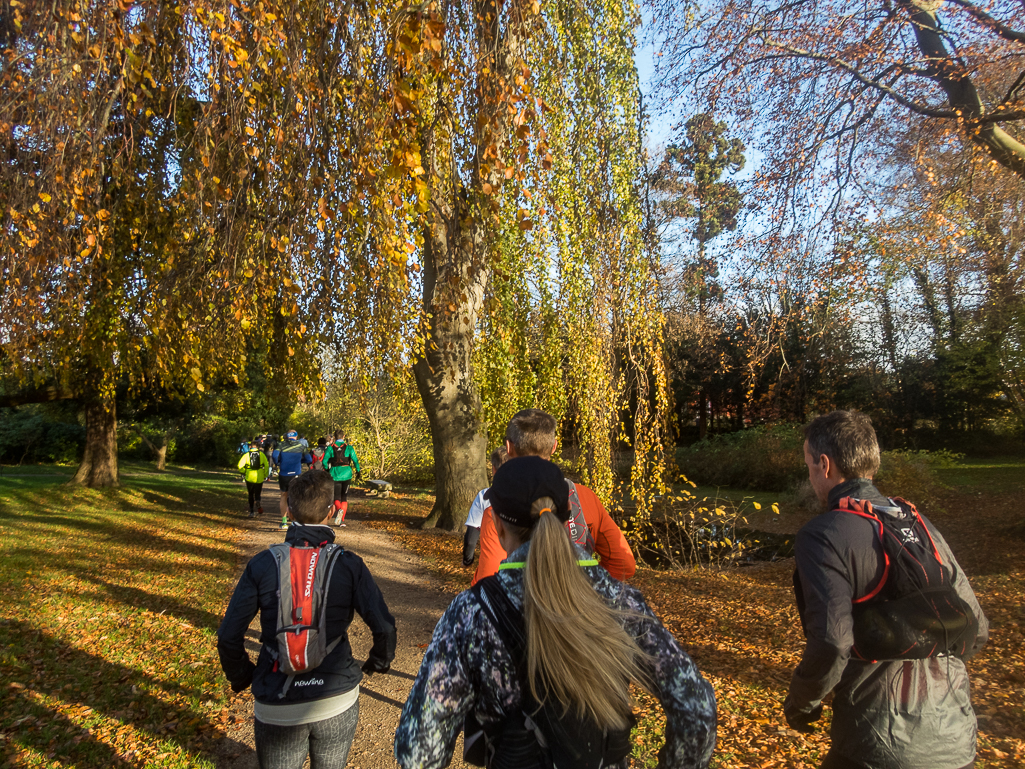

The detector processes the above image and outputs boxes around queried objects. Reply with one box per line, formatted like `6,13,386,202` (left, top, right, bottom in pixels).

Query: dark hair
317,437,327,447
505,409,558,458
804,410,880,479
287,470,335,524
490,445,508,471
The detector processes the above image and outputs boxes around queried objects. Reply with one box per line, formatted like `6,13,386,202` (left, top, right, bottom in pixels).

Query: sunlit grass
0,467,244,768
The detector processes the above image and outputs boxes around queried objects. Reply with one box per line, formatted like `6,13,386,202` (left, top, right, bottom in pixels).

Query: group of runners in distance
218,408,988,769
236,430,361,528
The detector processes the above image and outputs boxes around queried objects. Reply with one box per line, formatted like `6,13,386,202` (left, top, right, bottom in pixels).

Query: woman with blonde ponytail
396,456,716,769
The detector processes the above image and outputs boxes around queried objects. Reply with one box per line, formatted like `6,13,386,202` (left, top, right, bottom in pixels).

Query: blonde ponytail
523,510,649,730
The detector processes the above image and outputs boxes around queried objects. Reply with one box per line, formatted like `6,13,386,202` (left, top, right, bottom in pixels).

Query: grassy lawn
936,456,1025,494
0,463,246,768
1,462,1021,768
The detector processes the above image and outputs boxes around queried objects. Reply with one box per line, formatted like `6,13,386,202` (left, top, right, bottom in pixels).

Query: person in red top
471,409,636,585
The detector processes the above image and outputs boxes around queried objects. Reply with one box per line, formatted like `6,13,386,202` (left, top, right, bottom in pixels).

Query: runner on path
236,440,270,518
273,431,313,530
217,489,470,769
322,433,361,527
218,470,396,769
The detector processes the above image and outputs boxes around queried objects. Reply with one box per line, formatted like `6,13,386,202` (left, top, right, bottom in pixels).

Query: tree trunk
698,389,708,440
155,436,168,471
71,395,120,487
414,353,489,531
412,0,523,530
413,210,490,530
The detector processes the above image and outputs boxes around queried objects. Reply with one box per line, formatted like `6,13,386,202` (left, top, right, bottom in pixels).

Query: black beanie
489,456,570,529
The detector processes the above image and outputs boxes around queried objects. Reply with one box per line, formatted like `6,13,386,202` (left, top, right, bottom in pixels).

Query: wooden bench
365,479,393,498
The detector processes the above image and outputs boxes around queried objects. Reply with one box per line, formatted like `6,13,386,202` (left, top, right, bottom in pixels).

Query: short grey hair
804,410,880,479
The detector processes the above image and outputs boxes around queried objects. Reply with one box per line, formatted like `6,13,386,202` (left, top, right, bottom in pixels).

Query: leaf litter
0,474,1020,768
358,486,1024,768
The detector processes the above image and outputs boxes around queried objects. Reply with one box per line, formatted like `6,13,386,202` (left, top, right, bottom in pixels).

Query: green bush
0,405,85,465
289,374,434,483
676,425,806,491
875,449,961,508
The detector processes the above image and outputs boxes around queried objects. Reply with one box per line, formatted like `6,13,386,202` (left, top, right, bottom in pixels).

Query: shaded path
216,486,468,769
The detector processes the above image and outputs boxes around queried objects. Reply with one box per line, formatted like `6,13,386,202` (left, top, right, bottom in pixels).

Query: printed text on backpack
840,497,978,660
268,542,344,697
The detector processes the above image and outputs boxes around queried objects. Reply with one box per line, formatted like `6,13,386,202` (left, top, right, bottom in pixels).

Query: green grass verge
934,456,1025,495
0,465,246,768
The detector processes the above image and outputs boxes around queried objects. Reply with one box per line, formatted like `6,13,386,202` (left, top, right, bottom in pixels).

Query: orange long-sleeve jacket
470,481,636,585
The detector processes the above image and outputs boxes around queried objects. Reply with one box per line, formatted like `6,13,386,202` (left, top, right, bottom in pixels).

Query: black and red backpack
839,496,978,661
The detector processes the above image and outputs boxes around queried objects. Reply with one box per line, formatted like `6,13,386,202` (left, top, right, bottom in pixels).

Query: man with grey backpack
218,470,396,768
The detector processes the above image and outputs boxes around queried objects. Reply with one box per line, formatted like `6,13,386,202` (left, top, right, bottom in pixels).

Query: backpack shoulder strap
472,576,528,677
833,498,891,605
889,497,944,564
315,543,345,654
564,480,596,554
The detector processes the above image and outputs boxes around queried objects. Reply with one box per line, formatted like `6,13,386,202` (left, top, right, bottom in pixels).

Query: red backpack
838,497,978,661
267,542,344,697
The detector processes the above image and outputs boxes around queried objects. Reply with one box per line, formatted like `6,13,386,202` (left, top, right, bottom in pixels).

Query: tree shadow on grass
0,619,247,767
73,575,223,632
0,508,236,571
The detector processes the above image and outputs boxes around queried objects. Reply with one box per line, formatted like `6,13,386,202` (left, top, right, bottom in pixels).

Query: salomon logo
304,552,319,598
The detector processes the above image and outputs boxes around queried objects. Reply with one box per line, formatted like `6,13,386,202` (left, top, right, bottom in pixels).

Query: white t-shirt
254,684,358,726
464,488,490,528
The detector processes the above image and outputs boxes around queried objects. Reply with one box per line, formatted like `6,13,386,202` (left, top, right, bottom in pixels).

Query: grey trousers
253,699,360,769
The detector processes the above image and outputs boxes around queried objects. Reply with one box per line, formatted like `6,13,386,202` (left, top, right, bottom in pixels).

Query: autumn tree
0,0,411,486
844,129,1025,433
391,0,670,529
649,0,1025,204
3,0,670,521
652,114,745,438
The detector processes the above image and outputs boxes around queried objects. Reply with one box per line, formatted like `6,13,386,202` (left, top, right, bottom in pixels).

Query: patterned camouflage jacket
395,542,717,769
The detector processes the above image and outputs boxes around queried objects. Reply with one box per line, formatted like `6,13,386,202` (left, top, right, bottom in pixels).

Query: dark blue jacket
273,439,313,478
217,523,396,704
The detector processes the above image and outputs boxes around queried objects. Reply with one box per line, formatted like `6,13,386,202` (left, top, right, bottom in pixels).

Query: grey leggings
254,699,360,769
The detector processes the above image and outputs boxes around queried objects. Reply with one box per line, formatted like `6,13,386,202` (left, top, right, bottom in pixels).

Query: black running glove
783,696,822,733
361,658,389,675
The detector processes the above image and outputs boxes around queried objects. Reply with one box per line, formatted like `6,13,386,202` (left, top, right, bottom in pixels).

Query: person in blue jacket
273,430,313,529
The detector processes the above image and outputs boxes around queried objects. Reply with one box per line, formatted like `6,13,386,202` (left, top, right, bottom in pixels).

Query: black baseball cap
489,456,569,529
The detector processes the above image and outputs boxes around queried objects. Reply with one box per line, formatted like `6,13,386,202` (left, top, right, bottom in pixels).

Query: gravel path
215,486,469,769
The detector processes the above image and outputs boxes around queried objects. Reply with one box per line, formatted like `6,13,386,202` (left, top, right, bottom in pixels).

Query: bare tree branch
947,0,1025,44
759,35,960,118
